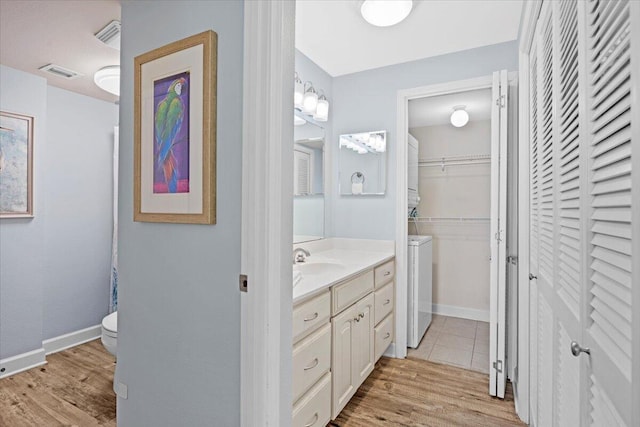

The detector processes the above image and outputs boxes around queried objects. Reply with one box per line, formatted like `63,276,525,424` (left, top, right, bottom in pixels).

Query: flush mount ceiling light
450,105,469,127
94,66,120,96
360,0,413,27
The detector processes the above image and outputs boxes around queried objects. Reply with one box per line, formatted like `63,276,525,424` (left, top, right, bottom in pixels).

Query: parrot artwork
154,75,188,193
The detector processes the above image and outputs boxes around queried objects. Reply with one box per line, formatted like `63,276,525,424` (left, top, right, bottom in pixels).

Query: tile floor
407,314,490,374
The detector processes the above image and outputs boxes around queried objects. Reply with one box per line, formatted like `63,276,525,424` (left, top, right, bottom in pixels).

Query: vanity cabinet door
331,304,356,419
351,293,375,388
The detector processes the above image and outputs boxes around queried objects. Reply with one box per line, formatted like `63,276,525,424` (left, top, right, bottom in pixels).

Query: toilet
101,311,118,357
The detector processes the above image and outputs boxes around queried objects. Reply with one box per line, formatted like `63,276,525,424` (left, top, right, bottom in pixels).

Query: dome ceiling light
360,0,413,27
94,66,120,96
450,105,469,127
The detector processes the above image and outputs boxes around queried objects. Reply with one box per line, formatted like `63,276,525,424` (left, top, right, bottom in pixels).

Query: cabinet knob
384,271,391,276
384,332,391,339
359,312,365,319
383,299,391,305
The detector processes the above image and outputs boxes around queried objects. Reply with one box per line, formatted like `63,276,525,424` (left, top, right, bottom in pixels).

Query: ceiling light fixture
450,105,469,127
94,66,120,96
360,0,413,27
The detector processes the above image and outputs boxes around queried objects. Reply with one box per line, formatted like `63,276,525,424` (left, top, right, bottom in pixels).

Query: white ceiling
408,88,492,128
296,0,523,76
0,0,121,103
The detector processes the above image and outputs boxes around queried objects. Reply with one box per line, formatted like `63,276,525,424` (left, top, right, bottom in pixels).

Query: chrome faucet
293,248,311,264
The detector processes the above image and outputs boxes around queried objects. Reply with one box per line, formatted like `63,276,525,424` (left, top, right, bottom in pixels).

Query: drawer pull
359,312,365,319
354,317,360,323
384,271,391,276
303,312,319,322
303,358,319,371
304,413,319,427
383,299,391,305
384,332,391,339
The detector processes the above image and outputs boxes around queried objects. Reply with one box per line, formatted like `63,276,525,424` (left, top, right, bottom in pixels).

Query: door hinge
507,255,518,265
239,274,248,292
496,94,506,108
493,359,503,373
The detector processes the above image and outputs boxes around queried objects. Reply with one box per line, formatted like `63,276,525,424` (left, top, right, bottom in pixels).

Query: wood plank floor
0,339,116,427
330,356,525,427
1,341,524,426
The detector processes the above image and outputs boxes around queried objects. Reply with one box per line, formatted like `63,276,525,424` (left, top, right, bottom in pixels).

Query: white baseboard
43,324,102,355
433,303,490,322
0,348,46,379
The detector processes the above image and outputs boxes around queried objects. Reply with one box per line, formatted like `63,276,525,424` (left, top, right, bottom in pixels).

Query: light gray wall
330,41,518,239
43,86,117,339
0,65,47,359
0,66,116,360
117,1,244,426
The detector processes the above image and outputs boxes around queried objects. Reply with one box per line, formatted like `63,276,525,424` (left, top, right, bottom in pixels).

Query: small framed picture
0,111,34,218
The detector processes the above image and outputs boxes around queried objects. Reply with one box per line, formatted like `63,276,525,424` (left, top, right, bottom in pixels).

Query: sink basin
294,262,345,276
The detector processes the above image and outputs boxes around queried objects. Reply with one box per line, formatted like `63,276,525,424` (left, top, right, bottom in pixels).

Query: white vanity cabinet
292,290,332,427
292,252,396,424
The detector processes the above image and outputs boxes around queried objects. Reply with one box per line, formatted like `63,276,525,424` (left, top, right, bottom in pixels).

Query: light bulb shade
361,0,413,27
450,108,469,127
313,97,329,121
294,73,304,108
94,65,120,96
302,89,318,113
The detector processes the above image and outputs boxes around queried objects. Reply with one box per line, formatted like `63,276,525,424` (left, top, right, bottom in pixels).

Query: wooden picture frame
0,111,34,218
134,30,217,224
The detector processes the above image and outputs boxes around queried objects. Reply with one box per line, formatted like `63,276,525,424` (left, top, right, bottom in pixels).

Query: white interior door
524,0,637,425
489,69,508,398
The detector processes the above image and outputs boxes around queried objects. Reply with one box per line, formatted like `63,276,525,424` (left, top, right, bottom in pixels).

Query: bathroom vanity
291,238,395,426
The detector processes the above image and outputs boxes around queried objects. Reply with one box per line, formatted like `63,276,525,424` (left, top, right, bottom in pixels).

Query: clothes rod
411,217,490,223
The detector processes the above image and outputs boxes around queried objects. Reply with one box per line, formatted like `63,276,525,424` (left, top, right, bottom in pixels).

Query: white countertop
292,238,395,304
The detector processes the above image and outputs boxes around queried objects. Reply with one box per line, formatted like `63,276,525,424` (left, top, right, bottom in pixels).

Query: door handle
529,273,537,281
570,341,590,357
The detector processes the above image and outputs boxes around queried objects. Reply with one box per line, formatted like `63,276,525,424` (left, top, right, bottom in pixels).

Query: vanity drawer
374,260,395,288
374,281,394,325
292,372,331,427
374,313,394,362
293,291,331,343
293,323,331,403
332,270,374,315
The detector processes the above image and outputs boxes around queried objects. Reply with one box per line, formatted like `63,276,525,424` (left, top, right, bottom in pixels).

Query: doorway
396,71,514,398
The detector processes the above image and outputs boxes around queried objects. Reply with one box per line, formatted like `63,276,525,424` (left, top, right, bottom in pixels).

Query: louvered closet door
528,1,585,425
583,0,636,424
527,0,639,426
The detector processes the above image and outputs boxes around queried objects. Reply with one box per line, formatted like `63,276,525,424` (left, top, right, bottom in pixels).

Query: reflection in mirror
339,130,387,195
293,114,325,244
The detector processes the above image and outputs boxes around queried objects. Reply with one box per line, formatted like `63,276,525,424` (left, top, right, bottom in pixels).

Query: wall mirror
338,130,387,195
293,113,325,243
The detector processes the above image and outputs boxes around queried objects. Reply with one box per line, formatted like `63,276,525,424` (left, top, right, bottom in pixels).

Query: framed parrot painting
134,30,217,224
0,111,33,218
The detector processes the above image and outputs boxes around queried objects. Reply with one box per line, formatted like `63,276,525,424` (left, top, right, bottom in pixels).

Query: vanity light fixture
450,105,469,128
302,81,319,114
94,65,120,96
294,72,304,108
313,92,329,122
360,0,413,27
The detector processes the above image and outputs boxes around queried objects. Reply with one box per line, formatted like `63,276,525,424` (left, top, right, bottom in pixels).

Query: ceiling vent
95,20,121,50
38,64,82,79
